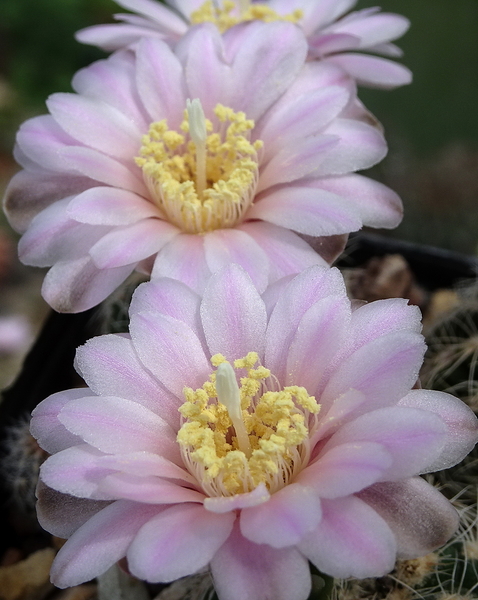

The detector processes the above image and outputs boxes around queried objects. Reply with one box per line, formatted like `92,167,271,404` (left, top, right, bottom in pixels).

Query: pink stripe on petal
98,473,204,504
285,295,351,392
200,264,267,360
183,25,232,118
75,334,181,427
298,442,391,498
323,406,446,481
47,93,141,161
299,495,396,579
128,504,234,583
239,222,326,283
4,170,97,233
57,396,178,458
250,186,362,236
204,228,269,293
130,279,201,333
40,445,112,500
89,218,178,268
320,330,426,414
136,37,186,127
313,173,403,228
211,523,311,600
228,21,308,121
257,135,339,193
265,266,346,381
51,500,162,588
240,484,321,548
67,187,159,226
129,311,211,397
151,233,212,292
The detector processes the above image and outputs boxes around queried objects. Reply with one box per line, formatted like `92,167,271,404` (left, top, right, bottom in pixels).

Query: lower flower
30,265,478,600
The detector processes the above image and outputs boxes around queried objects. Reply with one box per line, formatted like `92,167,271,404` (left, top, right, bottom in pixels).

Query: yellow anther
177,353,319,497
190,0,303,33
136,103,261,234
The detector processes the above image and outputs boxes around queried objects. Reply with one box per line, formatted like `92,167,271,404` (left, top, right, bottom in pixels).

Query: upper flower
31,265,478,599
76,0,412,89
4,21,402,312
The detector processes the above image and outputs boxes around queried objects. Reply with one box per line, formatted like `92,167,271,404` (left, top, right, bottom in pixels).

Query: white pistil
186,98,208,199
216,362,252,457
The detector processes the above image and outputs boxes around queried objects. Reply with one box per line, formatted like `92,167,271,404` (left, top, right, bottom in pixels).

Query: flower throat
135,99,263,234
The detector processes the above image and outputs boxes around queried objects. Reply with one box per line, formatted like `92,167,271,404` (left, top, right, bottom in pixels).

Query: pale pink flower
31,265,478,598
77,0,411,89
4,21,401,313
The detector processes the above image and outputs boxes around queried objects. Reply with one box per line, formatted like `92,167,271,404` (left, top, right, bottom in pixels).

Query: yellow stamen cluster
135,104,263,234
190,0,303,33
177,352,320,497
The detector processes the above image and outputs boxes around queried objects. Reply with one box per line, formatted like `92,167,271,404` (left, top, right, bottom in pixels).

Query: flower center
177,352,320,497
190,0,303,33
135,100,263,234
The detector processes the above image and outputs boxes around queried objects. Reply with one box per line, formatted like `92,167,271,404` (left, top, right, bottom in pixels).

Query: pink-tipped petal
240,484,322,548
211,523,311,600
299,495,396,578
89,218,178,268
51,500,162,588
67,187,159,226
298,441,391,498
128,504,234,582
399,390,478,472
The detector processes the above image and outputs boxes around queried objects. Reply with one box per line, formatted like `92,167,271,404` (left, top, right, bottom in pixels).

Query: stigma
190,1,303,33
177,353,320,497
135,100,263,234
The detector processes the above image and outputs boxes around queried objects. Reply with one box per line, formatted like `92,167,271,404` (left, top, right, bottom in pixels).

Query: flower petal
129,311,211,397
299,495,396,578
151,233,212,292
30,389,90,454
89,218,178,268
240,483,322,548
359,478,459,558
204,228,269,293
75,334,180,426
67,187,159,226
41,256,135,313
200,264,267,360
297,441,391,498
398,390,478,472
50,500,162,588
211,523,311,600
128,504,235,582
327,54,412,89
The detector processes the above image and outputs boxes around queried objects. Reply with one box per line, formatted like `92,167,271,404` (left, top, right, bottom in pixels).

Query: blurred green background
0,0,477,252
